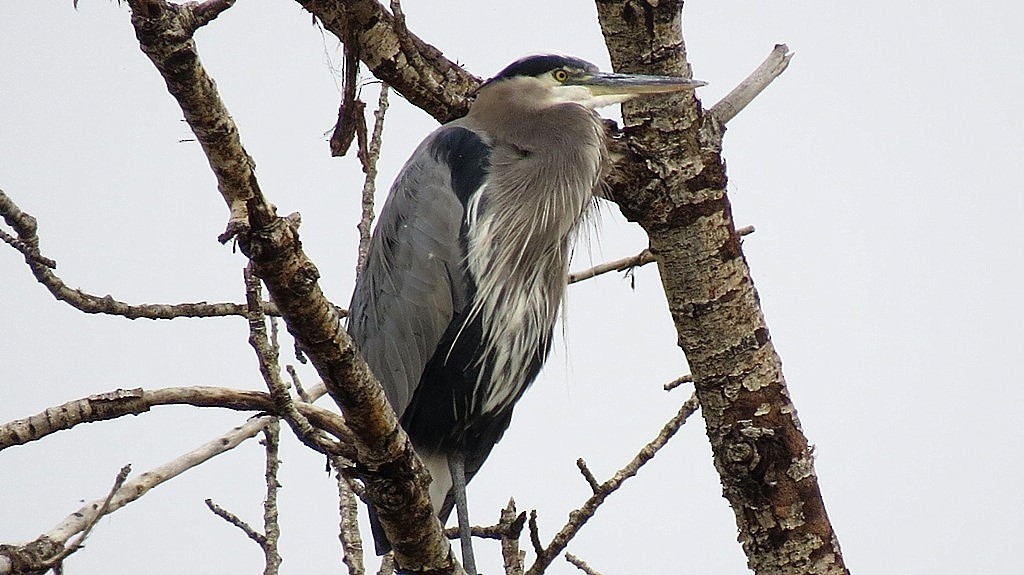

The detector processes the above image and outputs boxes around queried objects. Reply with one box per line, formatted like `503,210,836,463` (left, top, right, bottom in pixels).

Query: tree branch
0,386,354,455
295,0,479,123
568,249,656,284
1,189,283,320
126,2,457,572
565,553,603,575
0,415,274,575
709,44,794,125
596,2,848,573
524,393,700,575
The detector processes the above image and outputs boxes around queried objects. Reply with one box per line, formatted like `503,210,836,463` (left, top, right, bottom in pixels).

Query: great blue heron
347,54,703,572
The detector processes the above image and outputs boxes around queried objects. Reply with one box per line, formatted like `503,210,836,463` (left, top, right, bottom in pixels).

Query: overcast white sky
2,1,1022,574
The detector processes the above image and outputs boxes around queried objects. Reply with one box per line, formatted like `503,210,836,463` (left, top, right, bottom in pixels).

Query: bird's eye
552,69,569,82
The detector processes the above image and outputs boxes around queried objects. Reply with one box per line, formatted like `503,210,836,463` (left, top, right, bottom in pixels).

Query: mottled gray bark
595,1,848,573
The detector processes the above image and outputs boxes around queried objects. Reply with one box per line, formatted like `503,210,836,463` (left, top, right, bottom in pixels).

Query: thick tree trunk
596,1,849,573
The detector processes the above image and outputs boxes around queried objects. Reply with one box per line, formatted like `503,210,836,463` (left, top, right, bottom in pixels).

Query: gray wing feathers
347,133,469,419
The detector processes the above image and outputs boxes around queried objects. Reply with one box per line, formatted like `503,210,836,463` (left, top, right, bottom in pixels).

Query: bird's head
480,54,706,109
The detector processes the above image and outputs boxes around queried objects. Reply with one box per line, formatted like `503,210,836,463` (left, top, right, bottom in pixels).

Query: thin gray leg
447,451,477,575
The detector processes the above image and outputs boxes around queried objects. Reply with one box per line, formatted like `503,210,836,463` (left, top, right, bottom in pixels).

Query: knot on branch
719,422,784,505
0,537,64,574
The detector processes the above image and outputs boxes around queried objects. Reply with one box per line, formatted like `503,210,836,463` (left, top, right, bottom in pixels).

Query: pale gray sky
2,1,1022,574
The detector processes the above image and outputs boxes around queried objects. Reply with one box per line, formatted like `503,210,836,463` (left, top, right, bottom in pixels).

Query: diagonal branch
296,0,479,123
126,2,457,572
709,44,794,125
525,393,701,575
0,415,273,575
597,3,848,574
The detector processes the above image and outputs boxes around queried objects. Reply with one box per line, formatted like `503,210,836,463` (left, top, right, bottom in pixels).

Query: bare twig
356,85,390,280
525,393,701,575
244,267,348,457
288,365,311,402
575,459,600,494
206,498,267,546
42,465,132,570
0,189,285,320
568,249,657,284
0,386,353,455
709,44,794,125
0,226,55,268
19,416,272,557
262,420,283,575
500,499,526,575
663,374,693,392
0,465,131,573
565,553,603,575
338,467,366,575
527,511,544,559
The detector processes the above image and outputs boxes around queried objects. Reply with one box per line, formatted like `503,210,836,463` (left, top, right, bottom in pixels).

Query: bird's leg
448,452,477,575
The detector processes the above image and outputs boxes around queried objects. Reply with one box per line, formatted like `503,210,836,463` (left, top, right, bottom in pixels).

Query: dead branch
663,374,693,392
330,39,366,159
245,267,347,457
0,386,354,456
0,415,273,575
356,85,390,281
338,469,366,575
564,553,603,575
0,189,285,320
709,44,794,125
568,249,656,284
525,393,700,575
261,420,283,575
126,2,457,571
0,465,131,574
206,498,267,546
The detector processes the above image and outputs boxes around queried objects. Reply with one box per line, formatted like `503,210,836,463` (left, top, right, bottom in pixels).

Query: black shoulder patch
429,127,491,207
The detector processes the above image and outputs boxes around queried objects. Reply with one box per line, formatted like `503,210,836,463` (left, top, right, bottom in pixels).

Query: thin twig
525,392,701,575
663,374,693,392
709,44,794,124
244,267,347,457
356,84,390,280
568,249,657,284
565,553,604,575
0,227,55,268
575,459,600,494
262,419,283,575
527,511,544,559
38,465,132,569
0,386,352,454
0,189,286,320
206,498,266,546
338,465,366,575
